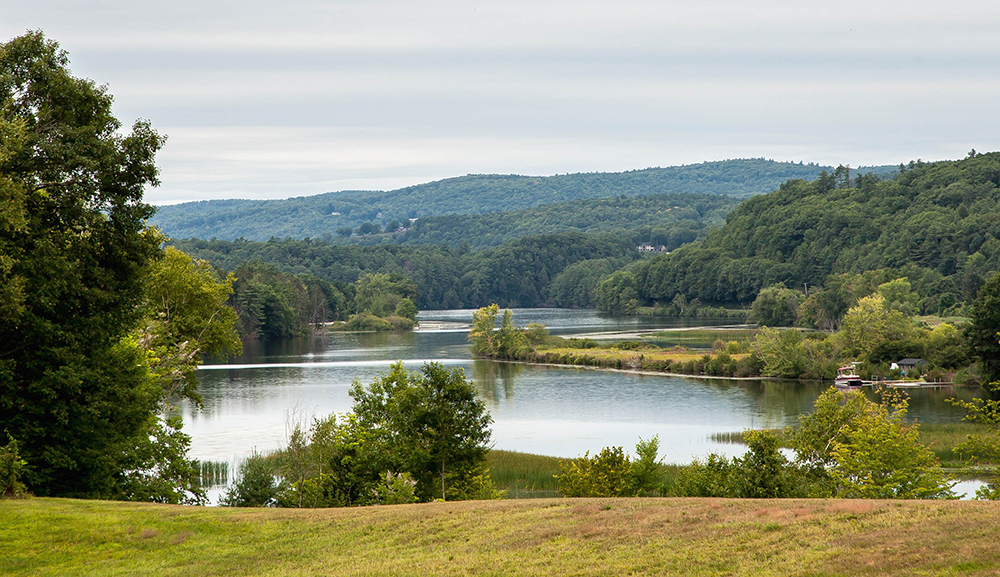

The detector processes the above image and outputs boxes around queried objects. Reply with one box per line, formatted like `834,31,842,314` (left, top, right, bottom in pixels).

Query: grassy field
3,496,1000,576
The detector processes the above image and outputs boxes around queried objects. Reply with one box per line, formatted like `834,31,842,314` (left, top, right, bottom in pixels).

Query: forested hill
150,159,829,241
633,153,1000,312
395,192,738,250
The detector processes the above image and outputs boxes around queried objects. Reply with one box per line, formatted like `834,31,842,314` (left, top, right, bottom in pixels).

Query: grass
488,450,564,498
4,496,1000,576
643,328,759,350
539,346,713,364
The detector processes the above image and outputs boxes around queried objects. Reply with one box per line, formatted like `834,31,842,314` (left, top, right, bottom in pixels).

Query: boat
834,365,863,388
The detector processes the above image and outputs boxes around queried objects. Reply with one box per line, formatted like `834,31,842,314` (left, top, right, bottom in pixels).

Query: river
183,309,978,475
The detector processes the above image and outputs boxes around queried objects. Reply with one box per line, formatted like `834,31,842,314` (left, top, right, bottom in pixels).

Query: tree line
171,231,645,310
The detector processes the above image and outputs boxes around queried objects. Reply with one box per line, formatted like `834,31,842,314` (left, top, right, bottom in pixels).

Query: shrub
557,437,661,497
372,471,419,505
0,433,27,498
345,313,394,331
220,451,279,507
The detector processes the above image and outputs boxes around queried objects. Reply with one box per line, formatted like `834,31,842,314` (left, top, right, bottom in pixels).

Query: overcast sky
6,1,1000,204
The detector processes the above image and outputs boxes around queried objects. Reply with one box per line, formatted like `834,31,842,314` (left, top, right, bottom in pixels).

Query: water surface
185,309,976,470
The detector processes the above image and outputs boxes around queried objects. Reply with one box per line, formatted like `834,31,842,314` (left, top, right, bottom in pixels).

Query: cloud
7,1,1000,203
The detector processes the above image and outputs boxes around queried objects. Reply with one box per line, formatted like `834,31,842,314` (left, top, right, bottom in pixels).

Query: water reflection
472,360,522,404
185,309,980,469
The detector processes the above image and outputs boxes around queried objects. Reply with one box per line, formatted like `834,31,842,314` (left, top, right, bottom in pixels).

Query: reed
487,450,564,498
193,460,230,488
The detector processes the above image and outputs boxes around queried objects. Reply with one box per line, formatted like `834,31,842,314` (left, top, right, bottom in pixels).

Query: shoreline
485,357,784,382
480,357,966,388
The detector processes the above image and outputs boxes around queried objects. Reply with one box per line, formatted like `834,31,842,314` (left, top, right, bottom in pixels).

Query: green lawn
3,497,1000,576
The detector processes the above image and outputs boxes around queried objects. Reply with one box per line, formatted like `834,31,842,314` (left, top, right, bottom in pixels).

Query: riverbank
5,497,999,575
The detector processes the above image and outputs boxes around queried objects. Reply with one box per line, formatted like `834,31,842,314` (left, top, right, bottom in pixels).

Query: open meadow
3,497,999,576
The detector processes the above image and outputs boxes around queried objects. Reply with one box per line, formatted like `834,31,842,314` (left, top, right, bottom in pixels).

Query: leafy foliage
138,246,242,404
469,305,527,359
786,388,954,499
635,155,1000,312
748,283,801,326
966,272,1000,385
0,32,165,497
230,261,348,340
220,451,279,507
350,362,494,501
672,430,803,498
0,432,27,498
172,231,638,309
556,437,661,497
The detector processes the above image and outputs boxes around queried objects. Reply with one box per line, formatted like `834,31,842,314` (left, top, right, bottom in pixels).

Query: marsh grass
488,450,564,498
194,460,230,488
644,328,759,350
4,497,1000,576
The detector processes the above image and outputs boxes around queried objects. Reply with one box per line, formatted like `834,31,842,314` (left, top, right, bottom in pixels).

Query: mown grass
3,497,1000,576
710,422,996,468
488,450,564,498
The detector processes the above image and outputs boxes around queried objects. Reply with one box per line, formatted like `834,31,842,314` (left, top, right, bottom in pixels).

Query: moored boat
834,365,863,388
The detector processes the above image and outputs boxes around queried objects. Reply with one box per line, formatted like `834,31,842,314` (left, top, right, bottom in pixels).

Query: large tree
0,32,166,496
350,362,493,501
967,272,1000,387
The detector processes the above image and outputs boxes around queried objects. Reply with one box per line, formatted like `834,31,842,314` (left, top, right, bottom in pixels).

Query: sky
5,1,1000,204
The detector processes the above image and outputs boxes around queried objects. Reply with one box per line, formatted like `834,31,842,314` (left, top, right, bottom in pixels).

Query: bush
384,315,416,330
0,433,27,498
557,437,661,497
371,471,419,505
220,451,279,507
345,313,394,331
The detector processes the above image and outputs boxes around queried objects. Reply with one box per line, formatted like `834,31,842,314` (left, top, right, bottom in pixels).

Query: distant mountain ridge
150,159,842,241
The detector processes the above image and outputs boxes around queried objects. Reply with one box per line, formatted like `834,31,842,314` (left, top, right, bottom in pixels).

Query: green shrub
372,471,419,505
345,313,394,331
0,433,27,498
557,437,661,497
384,315,416,330
220,451,279,507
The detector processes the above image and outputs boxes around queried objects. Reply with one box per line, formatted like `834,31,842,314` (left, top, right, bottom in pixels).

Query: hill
633,154,1000,312
396,192,739,250
150,159,829,241
4,497,998,576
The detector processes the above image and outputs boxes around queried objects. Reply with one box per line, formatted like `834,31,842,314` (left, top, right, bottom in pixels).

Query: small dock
863,380,956,389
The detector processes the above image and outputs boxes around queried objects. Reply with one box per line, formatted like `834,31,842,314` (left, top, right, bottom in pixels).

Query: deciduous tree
0,32,165,497
350,361,493,501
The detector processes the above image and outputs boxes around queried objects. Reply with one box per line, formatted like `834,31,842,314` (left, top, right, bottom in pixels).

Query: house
895,358,926,375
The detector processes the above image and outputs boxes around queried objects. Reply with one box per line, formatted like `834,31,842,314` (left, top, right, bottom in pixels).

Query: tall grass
194,460,230,488
487,450,564,498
